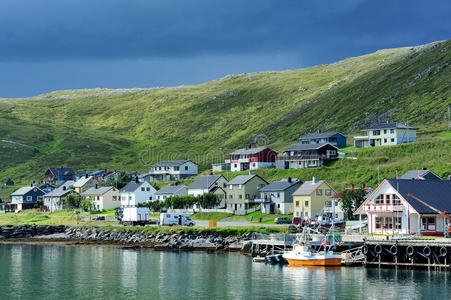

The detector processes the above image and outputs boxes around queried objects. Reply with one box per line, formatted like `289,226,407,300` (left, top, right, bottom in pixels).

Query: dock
250,233,451,270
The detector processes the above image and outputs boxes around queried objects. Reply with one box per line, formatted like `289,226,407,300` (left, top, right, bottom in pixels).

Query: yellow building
292,178,336,219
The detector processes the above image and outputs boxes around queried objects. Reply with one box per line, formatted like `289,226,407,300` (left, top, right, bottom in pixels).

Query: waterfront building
355,179,451,235
81,185,120,210
187,175,228,208
10,185,45,212
227,174,268,212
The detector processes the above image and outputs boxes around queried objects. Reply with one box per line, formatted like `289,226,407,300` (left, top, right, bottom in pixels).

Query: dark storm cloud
0,0,450,97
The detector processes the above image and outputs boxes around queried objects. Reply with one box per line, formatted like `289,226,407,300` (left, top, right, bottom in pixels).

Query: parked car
275,217,292,224
292,217,301,225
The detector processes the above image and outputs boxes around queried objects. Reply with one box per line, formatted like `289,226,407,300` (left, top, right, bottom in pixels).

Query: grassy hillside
0,40,450,185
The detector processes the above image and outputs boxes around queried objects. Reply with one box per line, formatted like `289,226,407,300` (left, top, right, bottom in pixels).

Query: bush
80,197,93,212
66,194,81,208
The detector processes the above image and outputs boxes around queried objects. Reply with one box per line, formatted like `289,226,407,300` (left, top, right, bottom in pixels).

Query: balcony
276,155,321,161
364,204,403,213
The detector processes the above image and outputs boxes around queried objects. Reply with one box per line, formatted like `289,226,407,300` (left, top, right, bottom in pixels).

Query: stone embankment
0,225,254,254
0,225,67,239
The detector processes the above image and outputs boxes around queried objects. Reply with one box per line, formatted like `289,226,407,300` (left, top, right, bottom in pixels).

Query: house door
234,204,237,211
270,204,275,214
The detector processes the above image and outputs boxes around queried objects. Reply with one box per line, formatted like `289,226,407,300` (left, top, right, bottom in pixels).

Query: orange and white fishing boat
282,243,342,266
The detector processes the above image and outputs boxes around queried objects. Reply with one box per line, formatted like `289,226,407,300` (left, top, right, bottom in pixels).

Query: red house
229,147,277,172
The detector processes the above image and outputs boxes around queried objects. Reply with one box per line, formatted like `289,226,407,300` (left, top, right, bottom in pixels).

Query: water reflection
0,244,450,299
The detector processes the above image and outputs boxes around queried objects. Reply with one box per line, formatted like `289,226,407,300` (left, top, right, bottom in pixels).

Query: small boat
282,243,342,266
265,254,285,264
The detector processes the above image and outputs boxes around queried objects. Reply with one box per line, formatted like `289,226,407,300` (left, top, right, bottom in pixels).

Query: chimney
95,184,98,189
63,186,66,191
288,177,292,183
85,173,88,179
312,177,317,184
135,176,139,183
422,167,427,170
30,183,33,187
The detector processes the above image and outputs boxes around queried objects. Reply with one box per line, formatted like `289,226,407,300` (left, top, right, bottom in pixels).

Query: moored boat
283,243,342,266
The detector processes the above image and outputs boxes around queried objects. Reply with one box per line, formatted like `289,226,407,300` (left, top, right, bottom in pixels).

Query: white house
120,180,157,208
354,122,418,148
149,160,198,181
81,186,120,210
155,185,188,201
187,175,228,208
43,182,77,211
355,179,451,235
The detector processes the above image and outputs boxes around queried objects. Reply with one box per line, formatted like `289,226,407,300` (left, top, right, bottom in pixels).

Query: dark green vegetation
1,40,450,187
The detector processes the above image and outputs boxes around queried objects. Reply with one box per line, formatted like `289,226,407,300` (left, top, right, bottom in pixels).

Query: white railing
364,204,403,212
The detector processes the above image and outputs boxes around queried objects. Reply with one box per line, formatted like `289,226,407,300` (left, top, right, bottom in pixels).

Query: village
2,122,450,238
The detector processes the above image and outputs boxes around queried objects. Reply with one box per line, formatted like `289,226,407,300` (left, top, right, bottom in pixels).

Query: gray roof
155,185,187,195
230,147,268,155
386,179,451,214
121,181,144,193
293,180,326,195
283,143,338,152
399,170,442,180
188,175,224,189
82,186,115,196
73,176,94,188
44,186,74,197
362,122,418,131
11,186,41,196
47,167,76,176
259,179,301,192
152,160,194,167
228,174,267,185
299,132,345,139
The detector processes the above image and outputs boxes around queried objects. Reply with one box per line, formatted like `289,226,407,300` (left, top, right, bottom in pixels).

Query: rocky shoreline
0,225,254,254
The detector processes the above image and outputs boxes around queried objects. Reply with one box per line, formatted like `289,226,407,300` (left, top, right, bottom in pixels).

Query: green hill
0,40,450,187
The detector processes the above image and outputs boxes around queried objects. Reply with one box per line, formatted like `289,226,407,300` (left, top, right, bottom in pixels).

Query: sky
0,0,450,98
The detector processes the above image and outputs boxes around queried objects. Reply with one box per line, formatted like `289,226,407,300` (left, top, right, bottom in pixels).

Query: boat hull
285,258,342,266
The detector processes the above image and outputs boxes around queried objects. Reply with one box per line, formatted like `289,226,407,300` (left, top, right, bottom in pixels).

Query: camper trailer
159,213,195,226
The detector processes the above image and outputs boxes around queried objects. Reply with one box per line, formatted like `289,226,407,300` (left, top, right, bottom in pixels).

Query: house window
185,166,188,171
305,201,309,207
252,163,256,167
239,195,243,199
384,129,387,134
325,201,332,207
391,138,395,142
141,187,145,191
238,184,242,190
421,217,436,231
229,195,233,199
277,204,280,208
234,164,237,168
383,217,393,229
375,194,384,204
394,217,402,230
245,194,250,199
223,183,227,188
390,129,395,134
375,217,382,229
325,189,331,196
384,138,387,143
295,201,299,207
277,193,280,198
316,189,322,196
373,130,380,136
26,196,32,201
174,166,180,171
392,194,401,205
146,187,150,191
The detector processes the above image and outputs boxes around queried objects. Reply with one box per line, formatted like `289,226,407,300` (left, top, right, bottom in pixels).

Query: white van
159,213,195,226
